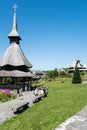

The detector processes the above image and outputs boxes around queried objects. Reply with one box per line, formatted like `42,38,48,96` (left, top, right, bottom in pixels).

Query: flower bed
0,89,16,102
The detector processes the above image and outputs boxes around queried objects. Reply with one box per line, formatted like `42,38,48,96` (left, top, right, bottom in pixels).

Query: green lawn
0,80,87,130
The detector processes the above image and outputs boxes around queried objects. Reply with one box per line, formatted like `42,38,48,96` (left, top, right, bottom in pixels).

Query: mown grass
0,80,87,130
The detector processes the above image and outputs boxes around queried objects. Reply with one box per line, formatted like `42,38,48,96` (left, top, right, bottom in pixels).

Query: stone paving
0,91,36,124
55,105,87,130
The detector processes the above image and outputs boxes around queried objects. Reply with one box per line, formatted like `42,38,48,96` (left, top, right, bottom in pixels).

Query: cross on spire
8,4,21,43
13,4,18,12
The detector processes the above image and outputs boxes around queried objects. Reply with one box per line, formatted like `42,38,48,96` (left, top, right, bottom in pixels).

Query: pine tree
72,65,82,84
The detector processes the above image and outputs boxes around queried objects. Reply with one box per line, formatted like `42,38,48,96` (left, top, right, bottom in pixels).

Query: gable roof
69,59,87,68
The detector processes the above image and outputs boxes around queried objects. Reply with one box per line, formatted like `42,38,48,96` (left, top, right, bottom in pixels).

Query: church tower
0,4,32,72
8,4,21,44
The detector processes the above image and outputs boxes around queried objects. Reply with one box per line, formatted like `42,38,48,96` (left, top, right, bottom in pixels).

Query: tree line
43,68,68,80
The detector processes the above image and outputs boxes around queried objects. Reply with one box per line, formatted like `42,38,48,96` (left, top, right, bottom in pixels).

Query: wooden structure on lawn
0,5,35,91
32,70,44,78
68,58,87,73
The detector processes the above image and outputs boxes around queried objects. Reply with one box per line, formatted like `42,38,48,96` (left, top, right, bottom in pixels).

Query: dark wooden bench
12,102,29,114
33,95,42,103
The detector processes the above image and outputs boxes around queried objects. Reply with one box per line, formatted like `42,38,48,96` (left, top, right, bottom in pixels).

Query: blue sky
0,0,87,70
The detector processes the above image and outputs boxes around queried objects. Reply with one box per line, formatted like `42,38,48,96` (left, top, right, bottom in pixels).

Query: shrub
72,66,82,84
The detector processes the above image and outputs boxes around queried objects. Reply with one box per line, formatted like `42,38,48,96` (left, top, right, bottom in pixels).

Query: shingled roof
8,12,21,39
69,58,87,68
69,58,87,73
0,70,34,78
0,42,32,68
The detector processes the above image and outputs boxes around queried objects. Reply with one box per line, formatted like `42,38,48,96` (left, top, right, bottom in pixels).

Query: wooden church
68,58,87,73
0,5,35,90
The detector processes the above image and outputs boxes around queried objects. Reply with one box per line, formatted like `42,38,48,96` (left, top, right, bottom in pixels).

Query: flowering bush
0,89,11,102
4,89,10,95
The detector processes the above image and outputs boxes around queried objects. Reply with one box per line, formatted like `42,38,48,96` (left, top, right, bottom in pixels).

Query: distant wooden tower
0,5,34,91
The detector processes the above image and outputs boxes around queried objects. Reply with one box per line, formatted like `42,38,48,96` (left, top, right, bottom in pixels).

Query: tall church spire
8,4,21,44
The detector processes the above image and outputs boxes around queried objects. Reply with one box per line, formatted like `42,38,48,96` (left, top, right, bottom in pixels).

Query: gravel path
0,91,36,124
55,105,87,130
